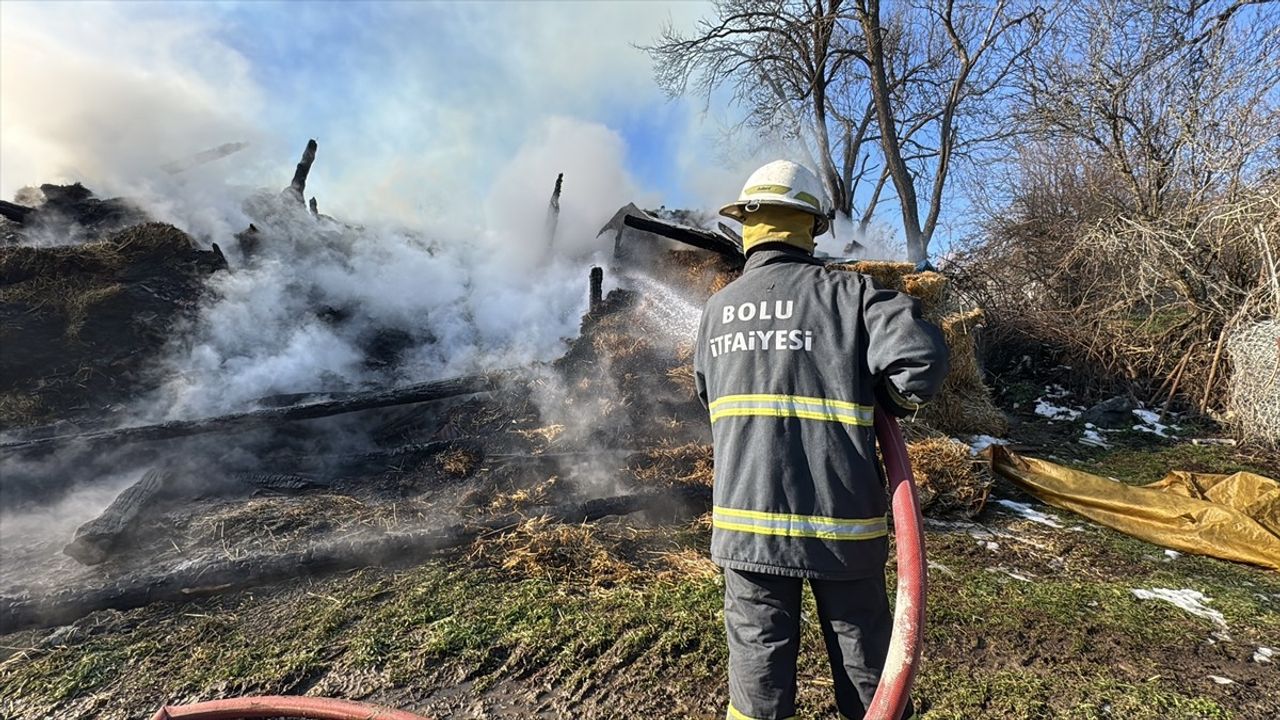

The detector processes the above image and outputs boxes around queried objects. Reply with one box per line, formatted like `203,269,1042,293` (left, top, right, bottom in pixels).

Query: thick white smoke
145,116,645,420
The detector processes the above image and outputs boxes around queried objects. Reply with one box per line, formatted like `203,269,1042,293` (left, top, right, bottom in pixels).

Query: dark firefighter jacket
693,246,950,579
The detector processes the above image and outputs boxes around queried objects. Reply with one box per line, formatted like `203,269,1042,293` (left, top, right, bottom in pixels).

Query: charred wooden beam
0,490,705,633
63,468,177,566
0,373,502,456
271,438,468,475
62,468,324,567
546,172,563,246
621,213,743,264
0,200,34,224
309,196,318,217
230,472,325,493
160,142,248,175
286,139,318,203
718,222,743,246
589,266,603,312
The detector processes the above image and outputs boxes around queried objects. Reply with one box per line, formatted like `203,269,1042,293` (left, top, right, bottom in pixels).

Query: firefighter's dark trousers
724,568,912,720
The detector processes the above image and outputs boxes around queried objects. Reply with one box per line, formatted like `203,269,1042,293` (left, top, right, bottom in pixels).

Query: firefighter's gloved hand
875,380,924,418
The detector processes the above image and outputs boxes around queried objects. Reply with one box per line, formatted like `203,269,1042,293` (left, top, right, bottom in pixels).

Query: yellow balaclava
740,205,817,255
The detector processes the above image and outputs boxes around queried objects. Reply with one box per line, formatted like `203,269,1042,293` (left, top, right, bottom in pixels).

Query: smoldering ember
2,2,1279,720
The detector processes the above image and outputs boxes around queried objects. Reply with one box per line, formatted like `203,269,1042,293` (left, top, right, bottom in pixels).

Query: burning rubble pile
0,140,1003,636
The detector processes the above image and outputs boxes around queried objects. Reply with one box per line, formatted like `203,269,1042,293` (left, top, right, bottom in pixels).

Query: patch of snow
1131,588,1227,628
1035,398,1081,420
1043,384,1071,398
1164,549,1182,561
1079,427,1111,448
1131,408,1177,438
967,434,1009,455
1208,675,1234,685
1253,646,1274,664
1005,570,1033,582
994,499,1065,528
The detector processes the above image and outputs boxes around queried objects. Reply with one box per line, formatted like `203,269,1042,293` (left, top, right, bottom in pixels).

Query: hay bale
830,264,1006,436
902,271,949,322
921,308,1008,435
906,437,992,517
835,260,916,291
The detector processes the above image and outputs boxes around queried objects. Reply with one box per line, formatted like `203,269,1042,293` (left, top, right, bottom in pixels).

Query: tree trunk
859,0,928,263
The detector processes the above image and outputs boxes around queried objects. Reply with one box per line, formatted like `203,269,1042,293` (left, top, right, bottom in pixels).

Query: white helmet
719,160,831,236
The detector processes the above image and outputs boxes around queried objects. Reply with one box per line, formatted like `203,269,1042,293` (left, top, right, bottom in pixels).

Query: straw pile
832,261,1007,436
905,437,993,517
469,517,643,584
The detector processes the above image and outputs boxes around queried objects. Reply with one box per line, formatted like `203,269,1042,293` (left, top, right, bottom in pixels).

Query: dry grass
468,517,644,584
436,448,479,478
653,547,719,582
906,437,993,517
666,363,697,397
487,476,559,513
663,249,740,300
515,424,566,446
0,392,47,429
592,331,652,364
831,263,1006,436
903,271,949,321
631,442,714,488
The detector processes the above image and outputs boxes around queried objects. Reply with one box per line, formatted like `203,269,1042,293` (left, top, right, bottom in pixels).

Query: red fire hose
148,696,431,720
150,408,925,720
864,405,928,720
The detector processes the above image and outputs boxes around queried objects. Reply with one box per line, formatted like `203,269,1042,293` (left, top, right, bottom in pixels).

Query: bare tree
647,1,884,233
847,0,1046,261
648,0,1045,262
1017,0,1280,217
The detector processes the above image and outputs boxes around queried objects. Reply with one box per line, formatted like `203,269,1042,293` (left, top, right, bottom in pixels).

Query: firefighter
694,160,949,720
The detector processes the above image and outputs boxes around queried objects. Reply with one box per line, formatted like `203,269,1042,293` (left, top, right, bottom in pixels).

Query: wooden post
545,173,563,247
286,139,318,203
590,266,603,312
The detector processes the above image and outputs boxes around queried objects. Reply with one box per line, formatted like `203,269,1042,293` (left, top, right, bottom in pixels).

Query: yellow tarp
988,446,1280,571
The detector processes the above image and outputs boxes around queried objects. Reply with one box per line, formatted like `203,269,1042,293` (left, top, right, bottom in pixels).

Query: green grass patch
1074,442,1273,486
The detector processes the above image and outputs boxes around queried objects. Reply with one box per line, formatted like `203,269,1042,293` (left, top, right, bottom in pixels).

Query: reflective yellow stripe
709,393,870,413
714,506,884,528
793,191,821,209
708,393,873,427
713,519,887,540
743,183,791,196
709,407,871,425
727,703,795,720
712,506,888,541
